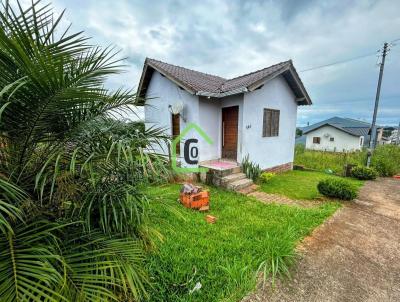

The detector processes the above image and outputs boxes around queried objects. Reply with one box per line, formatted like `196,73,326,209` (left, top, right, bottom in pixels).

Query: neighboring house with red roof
137,58,312,171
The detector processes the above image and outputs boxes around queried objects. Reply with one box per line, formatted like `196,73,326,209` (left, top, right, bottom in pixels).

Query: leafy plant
0,1,169,301
241,154,262,181
317,178,358,200
259,172,275,183
351,166,378,180
371,145,400,176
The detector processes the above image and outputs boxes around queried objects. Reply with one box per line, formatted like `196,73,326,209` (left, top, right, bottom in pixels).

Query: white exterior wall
305,125,362,152
242,76,298,170
144,71,199,159
198,97,221,161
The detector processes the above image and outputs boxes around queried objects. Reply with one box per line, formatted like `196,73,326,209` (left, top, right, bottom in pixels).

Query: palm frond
0,220,67,302
0,178,25,235
60,231,148,302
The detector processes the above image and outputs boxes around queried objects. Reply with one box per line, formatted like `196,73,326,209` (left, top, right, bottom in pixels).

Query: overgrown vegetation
317,178,358,200
294,144,365,175
294,144,400,176
370,145,400,176
241,154,262,181
259,170,364,200
145,184,340,302
0,2,168,301
351,166,378,180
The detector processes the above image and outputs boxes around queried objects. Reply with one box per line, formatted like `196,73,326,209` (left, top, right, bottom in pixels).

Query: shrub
260,172,275,183
317,178,358,200
371,145,400,176
241,155,261,181
351,166,378,180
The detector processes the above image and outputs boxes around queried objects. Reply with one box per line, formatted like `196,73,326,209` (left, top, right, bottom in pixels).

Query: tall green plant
0,1,169,300
241,154,262,181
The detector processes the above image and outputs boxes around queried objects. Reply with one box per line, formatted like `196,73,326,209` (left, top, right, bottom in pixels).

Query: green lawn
259,170,364,200
145,184,340,302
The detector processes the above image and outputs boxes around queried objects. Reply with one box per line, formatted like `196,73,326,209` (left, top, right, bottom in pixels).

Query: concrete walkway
243,178,400,302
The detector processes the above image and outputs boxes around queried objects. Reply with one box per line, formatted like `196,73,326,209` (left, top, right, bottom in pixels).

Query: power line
299,51,379,72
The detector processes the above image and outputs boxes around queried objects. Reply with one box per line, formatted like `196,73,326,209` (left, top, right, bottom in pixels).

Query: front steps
199,160,257,193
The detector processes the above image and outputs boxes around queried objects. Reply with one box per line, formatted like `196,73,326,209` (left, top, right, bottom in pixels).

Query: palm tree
0,1,168,301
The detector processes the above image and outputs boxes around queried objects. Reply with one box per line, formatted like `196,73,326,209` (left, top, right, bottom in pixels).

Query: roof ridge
146,57,226,80
225,60,292,82
342,117,371,125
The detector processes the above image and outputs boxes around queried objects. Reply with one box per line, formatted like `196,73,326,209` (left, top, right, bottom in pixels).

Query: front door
221,106,238,160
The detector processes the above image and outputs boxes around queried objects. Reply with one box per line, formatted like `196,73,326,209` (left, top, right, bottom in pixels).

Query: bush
371,145,400,176
260,172,275,183
317,178,358,200
241,154,261,181
351,166,378,180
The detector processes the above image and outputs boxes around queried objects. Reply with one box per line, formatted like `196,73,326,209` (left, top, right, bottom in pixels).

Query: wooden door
172,114,180,154
221,106,238,160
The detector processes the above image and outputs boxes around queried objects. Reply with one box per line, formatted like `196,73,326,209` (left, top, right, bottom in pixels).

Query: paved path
243,178,400,302
248,191,322,208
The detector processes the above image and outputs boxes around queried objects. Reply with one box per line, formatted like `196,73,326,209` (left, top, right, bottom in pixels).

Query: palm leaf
0,220,68,302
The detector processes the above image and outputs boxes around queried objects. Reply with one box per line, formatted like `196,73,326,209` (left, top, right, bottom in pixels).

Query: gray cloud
46,0,400,125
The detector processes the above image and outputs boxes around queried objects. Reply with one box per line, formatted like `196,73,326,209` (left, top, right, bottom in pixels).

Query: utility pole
367,42,388,167
397,121,400,145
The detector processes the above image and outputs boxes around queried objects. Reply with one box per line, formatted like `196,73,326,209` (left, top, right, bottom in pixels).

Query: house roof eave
247,63,312,106
303,123,362,137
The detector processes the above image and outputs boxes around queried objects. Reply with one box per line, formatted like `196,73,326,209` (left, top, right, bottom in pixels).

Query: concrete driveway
243,178,400,302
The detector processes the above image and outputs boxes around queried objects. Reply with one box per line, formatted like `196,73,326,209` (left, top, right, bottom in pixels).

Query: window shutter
262,109,280,137
262,109,267,137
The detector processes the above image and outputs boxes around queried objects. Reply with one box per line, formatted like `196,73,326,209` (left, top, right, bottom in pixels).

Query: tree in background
0,1,168,301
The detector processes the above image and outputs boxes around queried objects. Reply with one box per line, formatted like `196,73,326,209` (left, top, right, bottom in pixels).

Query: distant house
389,128,400,145
138,58,312,171
300,117,382,152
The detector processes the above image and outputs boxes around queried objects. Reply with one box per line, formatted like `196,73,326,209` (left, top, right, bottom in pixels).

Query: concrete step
227,178,253,191
238,184,259,195
221,173,247,187
218,166,241,177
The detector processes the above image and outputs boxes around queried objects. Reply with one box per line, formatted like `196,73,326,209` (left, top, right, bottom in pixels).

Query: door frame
221,105,239,160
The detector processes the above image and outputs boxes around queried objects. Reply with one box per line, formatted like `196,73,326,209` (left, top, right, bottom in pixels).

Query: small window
313,137,321,144
330,137,334,142
360,137,364,146
262,109,280,137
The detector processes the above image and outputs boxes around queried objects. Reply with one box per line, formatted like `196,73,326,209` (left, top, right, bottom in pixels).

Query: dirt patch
243,178,400,302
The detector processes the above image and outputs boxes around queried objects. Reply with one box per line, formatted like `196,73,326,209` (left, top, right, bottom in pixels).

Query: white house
302,117,381,152
138,58,312,171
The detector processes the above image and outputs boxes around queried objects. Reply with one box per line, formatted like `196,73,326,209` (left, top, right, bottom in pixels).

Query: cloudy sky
29,0,400,125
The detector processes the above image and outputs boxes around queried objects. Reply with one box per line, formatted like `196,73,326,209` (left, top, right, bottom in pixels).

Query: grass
259,170,364,200
294,144,400,177
145,184,340,302
294,145,366,175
